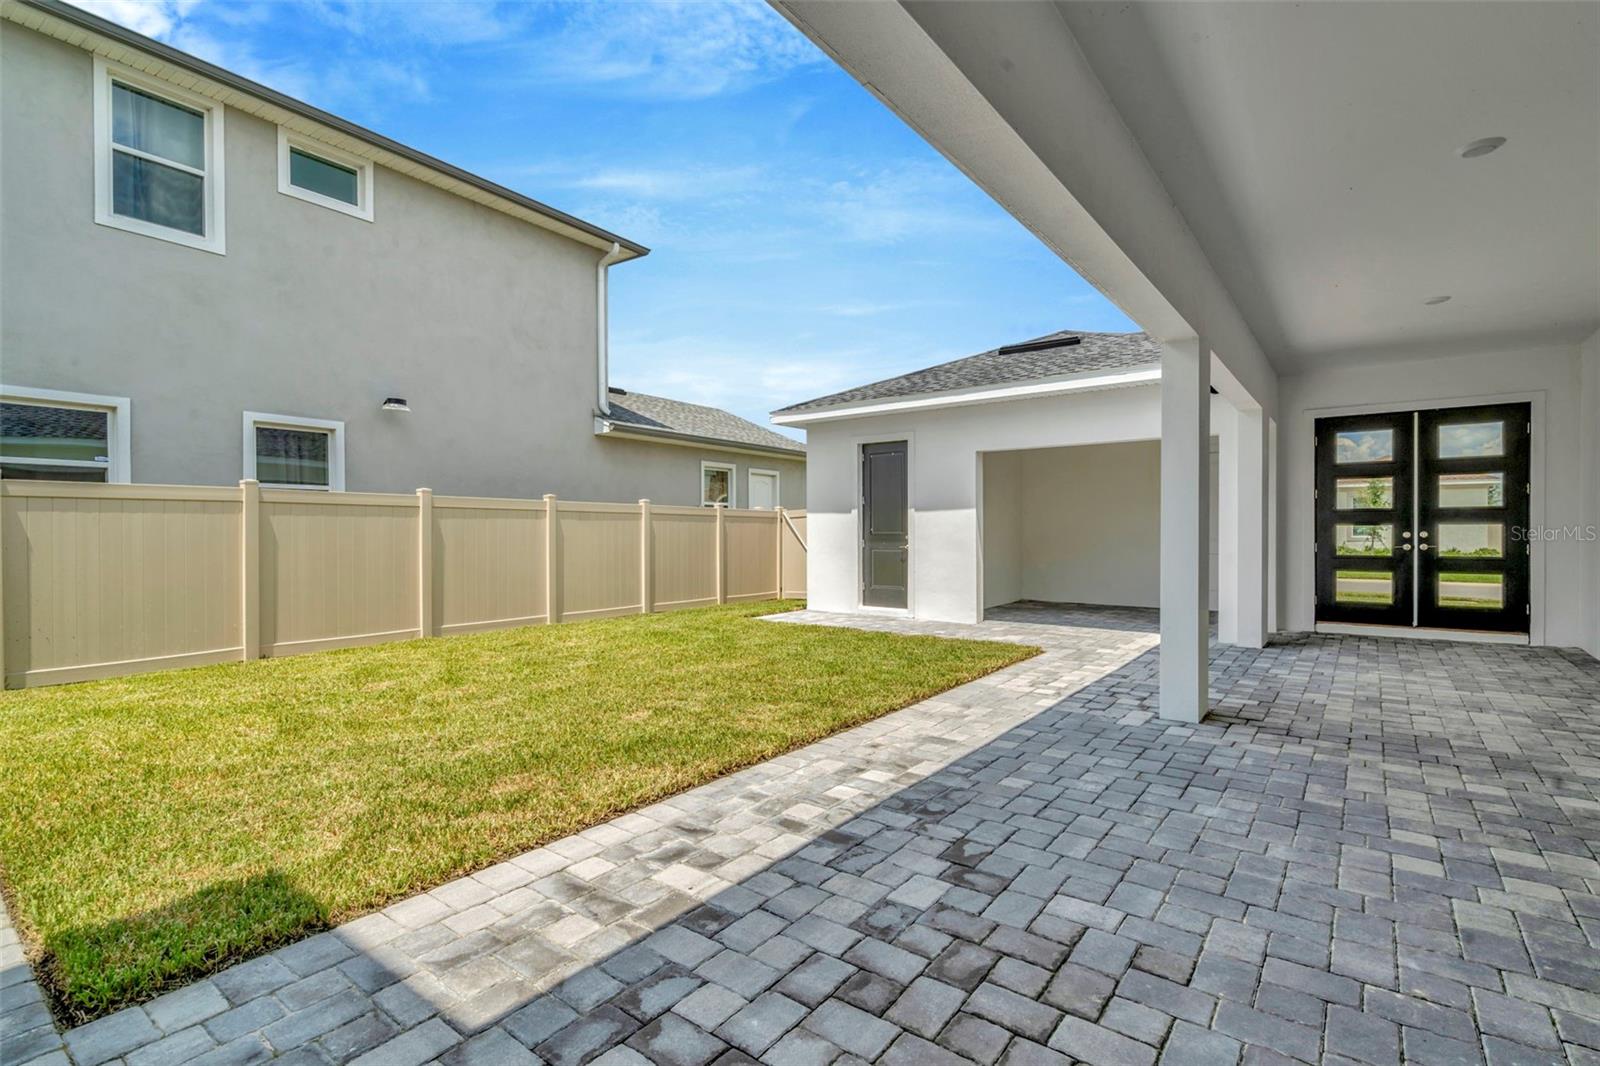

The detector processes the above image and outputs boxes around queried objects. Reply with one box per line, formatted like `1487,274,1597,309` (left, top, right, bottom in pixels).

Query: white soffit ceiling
1056,1,1600,369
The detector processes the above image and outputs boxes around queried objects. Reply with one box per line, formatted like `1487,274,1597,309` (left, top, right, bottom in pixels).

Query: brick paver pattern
7,603,1600,1066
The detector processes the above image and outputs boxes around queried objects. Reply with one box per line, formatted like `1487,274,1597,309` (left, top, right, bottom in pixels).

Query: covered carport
980,440,1218,613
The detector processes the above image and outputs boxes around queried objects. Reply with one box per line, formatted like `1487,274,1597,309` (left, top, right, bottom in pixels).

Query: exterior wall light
381,397,410,412
1458,136,1506,159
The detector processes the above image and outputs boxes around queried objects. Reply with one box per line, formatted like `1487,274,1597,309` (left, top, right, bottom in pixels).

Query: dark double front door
1314,403,1530,633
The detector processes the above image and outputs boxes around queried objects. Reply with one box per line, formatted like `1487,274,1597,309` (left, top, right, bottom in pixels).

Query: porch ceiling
1056,1,1600,369
774,1,1599,377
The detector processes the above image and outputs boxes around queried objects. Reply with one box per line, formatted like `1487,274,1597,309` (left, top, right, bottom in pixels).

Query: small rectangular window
1437,523,1505,558
1438,421,1504,459
289,147,359,205
1438,573,1504,610
1334,524,1393,557
278,129,374,220
701,462,734,507
1334,477,1393,510
244,412,345,490
0,389,130,482
1335,570,1393,606
1335,428,1393,463
95,59,224,253
1439,472,1505,508
255,426,331,488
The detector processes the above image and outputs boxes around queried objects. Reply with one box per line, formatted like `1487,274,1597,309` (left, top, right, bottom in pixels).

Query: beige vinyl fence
0,480,807,689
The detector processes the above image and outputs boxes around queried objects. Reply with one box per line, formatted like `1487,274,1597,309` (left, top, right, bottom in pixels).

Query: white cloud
571,165,765,202
819,300,929,318
301,0,529,47
166,25,319,99
517,0,828,100
819,165,1014,245
65,0,429,108
610,332,903,429
66,0,201,39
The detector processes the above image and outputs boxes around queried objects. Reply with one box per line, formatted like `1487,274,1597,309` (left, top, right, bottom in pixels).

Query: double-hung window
0,387,131,483
243,412,345,491
277,129,375,221
94,58,225,253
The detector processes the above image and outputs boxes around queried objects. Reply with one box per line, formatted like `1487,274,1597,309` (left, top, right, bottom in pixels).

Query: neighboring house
598,388,805,509
774,330,1221,618
0,0,803,508
774,0,1600,725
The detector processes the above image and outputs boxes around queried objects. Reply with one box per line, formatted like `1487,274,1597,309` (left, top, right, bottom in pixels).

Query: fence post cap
416,487,433,496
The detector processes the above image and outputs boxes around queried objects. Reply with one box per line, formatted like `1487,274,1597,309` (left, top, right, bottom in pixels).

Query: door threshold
1314,622,1529,645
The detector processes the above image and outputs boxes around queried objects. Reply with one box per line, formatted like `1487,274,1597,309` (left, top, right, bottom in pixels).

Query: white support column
1268,417,1280,636
1160,338,1211,722
1218,405,1239,645
1231,406,1269,648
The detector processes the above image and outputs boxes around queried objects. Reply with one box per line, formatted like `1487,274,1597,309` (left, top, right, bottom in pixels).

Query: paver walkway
8,603,1600,1066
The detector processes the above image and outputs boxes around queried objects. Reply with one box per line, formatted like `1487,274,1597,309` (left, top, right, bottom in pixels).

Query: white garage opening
980,439,1219,613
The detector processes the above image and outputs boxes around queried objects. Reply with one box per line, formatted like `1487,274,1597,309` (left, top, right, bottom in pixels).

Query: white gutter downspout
596,241,626,415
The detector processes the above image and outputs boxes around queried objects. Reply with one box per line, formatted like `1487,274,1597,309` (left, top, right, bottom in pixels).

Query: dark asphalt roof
775,330,1161,414
605,389,805,456
17,0,647,258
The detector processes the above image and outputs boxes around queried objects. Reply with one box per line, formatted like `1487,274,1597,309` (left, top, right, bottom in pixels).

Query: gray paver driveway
14,603,1600,1066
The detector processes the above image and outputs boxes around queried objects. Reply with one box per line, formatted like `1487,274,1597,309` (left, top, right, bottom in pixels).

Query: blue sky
79,0,1131,435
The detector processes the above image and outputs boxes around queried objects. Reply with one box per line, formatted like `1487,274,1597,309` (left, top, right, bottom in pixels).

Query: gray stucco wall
0,25,804,508
592,436,806,510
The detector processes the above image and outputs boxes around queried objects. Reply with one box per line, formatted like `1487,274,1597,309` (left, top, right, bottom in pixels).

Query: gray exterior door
861,441,908,608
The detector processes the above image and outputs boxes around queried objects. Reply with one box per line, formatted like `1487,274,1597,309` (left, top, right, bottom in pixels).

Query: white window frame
243,411,345,491
700,460,736,508
276,127,375,222
747,467,780,510
93,56,227,255
0,385,132,483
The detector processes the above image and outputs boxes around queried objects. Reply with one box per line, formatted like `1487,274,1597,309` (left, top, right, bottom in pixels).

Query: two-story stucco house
0,0,804,509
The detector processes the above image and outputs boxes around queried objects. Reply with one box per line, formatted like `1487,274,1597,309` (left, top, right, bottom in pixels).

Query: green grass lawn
0,602,1035,1022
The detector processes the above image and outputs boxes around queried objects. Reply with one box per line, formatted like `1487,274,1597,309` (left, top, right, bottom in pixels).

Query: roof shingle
775,330,1160,414
604,390,805,455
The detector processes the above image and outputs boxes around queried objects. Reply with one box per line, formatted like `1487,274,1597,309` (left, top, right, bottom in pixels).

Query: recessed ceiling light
1458,136,1506,159
1424,295,1452,305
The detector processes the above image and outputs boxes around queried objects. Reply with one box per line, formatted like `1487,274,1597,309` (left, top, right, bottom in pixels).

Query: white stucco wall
1277,342,1590,647
979,440,1219,611
979,450,1024,608
803,384,1231,623
1581,329,1600,659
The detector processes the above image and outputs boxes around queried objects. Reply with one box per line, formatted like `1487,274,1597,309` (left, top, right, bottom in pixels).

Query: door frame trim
1301,389,1546,645
851,430,916,615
